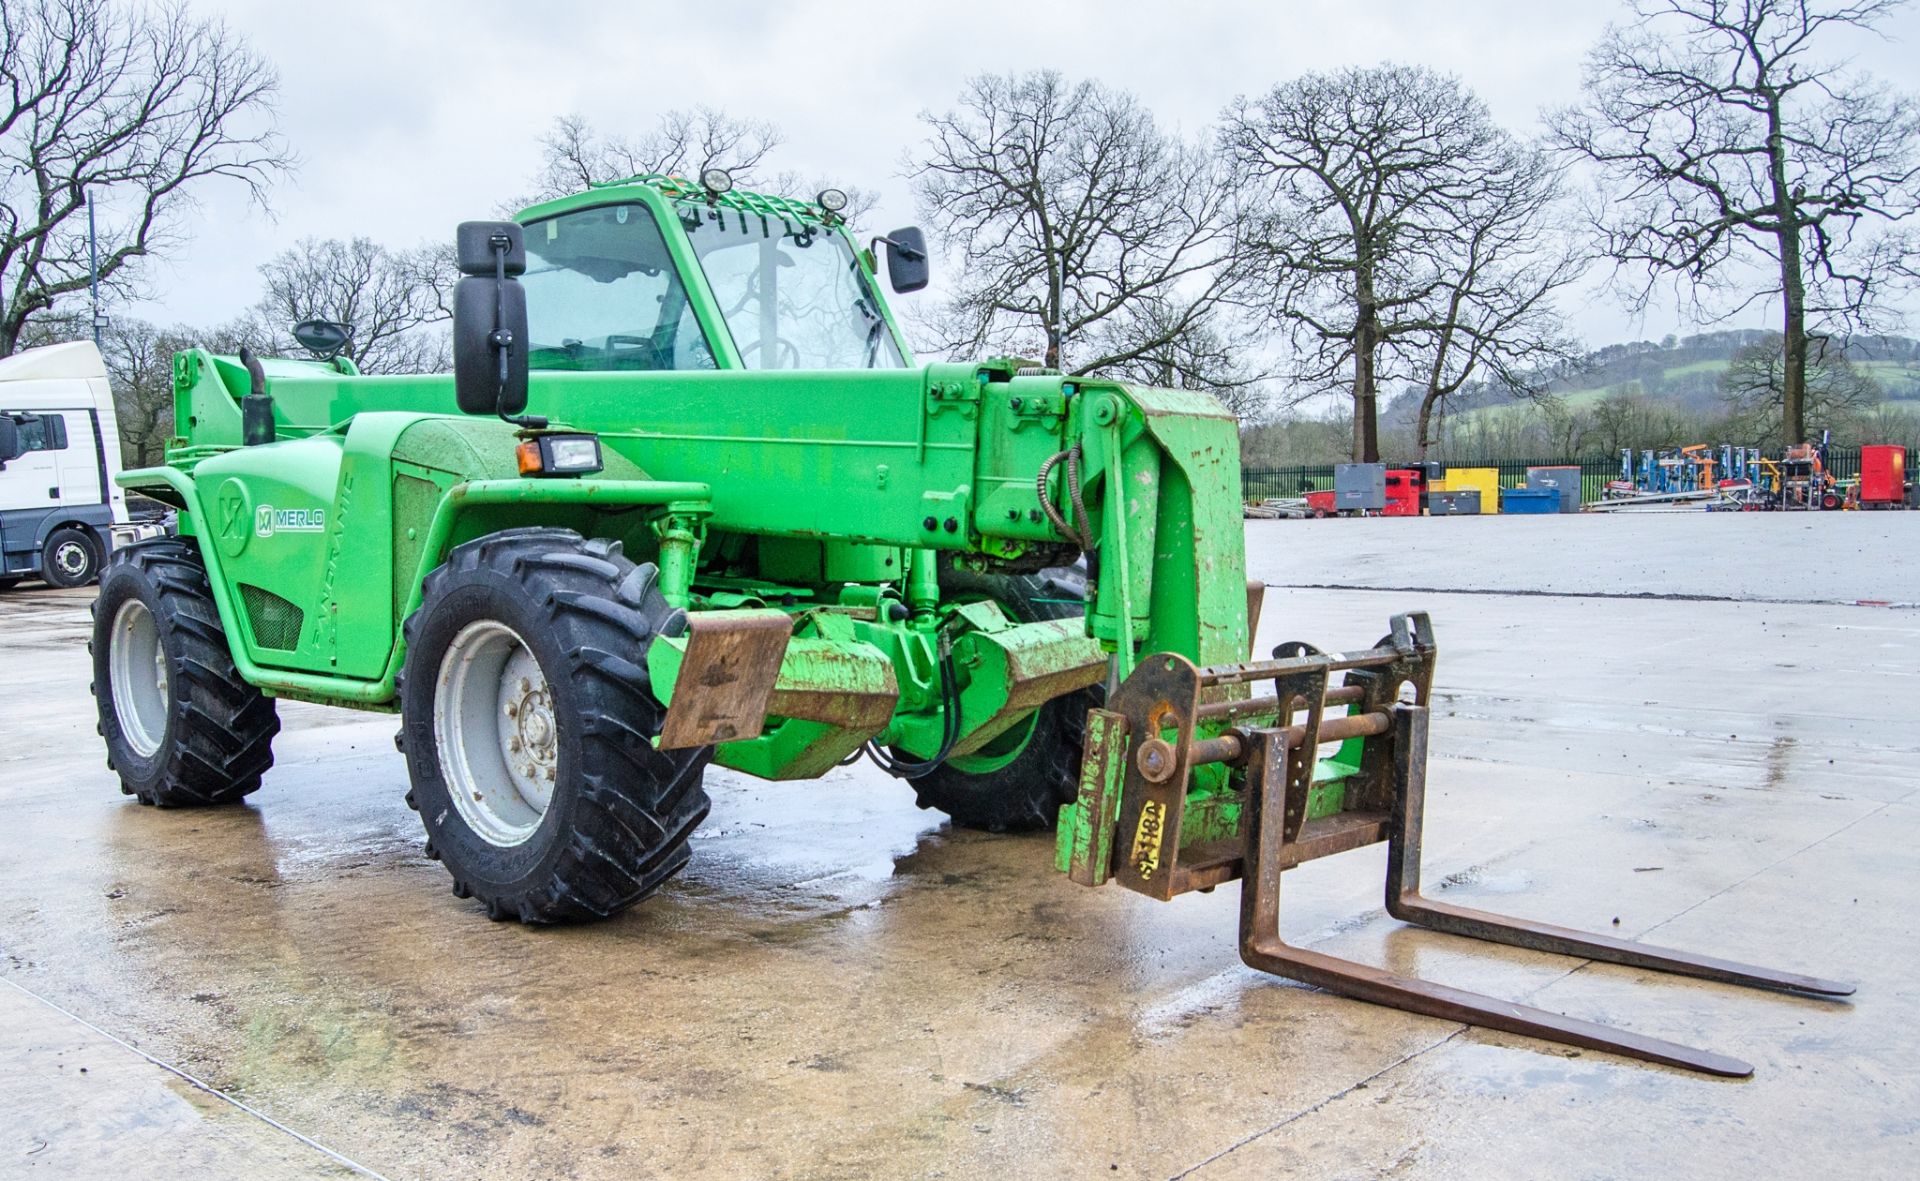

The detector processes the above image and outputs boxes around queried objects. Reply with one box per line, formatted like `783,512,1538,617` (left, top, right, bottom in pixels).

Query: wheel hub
433,621,557,847
505,674,557,789
108,598,169,759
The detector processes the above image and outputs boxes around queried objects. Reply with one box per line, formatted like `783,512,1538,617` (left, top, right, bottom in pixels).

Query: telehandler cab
92,172,1847,1077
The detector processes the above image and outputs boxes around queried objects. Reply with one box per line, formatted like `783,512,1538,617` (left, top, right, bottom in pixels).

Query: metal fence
1244,444,1917,506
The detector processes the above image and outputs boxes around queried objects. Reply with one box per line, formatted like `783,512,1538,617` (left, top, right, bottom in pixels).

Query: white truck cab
0,341,163,589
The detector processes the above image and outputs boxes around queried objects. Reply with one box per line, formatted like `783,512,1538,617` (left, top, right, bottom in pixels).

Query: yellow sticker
1130,800,1166,880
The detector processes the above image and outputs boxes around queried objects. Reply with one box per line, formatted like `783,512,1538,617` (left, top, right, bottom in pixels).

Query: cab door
0,412,65,573
0,412,64,506
52,409,104,508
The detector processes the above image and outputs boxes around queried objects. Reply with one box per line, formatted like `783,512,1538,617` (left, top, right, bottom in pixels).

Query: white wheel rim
53,540,88,578
110,599,169,758
433,620,557,848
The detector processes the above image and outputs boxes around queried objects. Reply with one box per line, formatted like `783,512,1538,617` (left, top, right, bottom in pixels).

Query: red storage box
1860,445,1907,505
1383,469,1422,516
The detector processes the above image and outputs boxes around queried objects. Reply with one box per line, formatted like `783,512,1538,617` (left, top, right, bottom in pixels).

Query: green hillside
1437,333,1920,435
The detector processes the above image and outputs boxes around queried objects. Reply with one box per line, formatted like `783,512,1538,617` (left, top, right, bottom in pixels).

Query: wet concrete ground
1,512,1915,1179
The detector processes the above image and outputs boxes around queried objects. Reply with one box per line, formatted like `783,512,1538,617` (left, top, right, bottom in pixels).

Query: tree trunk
1352,289,1380,462
1350,344,1381,461
1765,94,1807,446
1778,227,1807,444
1415,389,1439,460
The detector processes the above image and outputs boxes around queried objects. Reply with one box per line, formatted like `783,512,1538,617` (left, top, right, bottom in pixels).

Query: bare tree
99,317,177,464
514,110,878,224
1411,144,1586,457
1719,332,1883,440
244,237,454,374
527,109,783,203
1092,295,1268,418
1589,386,1701,453
0,0,291,356
1538,398,1597,456
1223,66,1521,460
1552,0,1920,444
20,310,243,463
911,71,1261,407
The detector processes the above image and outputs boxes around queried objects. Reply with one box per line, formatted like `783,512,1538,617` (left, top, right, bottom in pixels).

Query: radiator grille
238,582,304,651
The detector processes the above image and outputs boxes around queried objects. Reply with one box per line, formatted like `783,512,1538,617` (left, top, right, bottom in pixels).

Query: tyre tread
906,565,1103,832
402,528,710,924
92,539,279,806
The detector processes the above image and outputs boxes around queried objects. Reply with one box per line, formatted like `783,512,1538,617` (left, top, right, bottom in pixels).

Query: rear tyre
902,564,1103,833
399,528,712,924
90,539,280,806
44,527,99,588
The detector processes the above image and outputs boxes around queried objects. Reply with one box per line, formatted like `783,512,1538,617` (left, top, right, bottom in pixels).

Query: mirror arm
492,232,546,431
868,234,926,262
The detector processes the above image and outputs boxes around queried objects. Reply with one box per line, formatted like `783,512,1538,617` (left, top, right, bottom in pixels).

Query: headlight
816,188,849,213
700,168,734,196
517,433,604,477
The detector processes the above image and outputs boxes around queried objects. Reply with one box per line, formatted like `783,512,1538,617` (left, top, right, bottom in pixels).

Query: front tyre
904,565,1104,833
90,540,280,806
399,528,711,924
44,527,100,588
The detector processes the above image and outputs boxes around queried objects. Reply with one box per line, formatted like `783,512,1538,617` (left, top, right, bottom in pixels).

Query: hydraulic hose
864,639,962,779
1037,444,1094,551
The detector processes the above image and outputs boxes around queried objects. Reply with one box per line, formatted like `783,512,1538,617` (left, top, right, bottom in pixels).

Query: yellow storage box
1436,467,1499,513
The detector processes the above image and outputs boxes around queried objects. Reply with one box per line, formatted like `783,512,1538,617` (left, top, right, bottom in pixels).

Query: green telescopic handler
90,173,1848,1078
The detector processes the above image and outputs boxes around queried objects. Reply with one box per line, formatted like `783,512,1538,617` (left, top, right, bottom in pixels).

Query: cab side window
6,413,69,452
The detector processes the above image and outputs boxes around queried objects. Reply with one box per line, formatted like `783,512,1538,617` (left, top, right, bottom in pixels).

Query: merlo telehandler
90,172,1847,1076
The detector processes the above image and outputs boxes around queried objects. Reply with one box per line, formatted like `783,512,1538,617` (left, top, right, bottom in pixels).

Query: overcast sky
120,0,1920,351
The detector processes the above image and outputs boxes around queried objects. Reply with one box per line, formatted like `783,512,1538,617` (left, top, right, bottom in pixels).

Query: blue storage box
1501,488,1560,515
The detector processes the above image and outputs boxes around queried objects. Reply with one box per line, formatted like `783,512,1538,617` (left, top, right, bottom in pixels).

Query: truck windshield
519,204,717,371
680,205,905,370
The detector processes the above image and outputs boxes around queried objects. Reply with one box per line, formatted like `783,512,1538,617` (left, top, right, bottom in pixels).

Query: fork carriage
1057,607,1852,1078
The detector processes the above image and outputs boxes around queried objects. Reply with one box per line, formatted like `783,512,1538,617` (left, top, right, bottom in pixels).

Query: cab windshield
519,203,717,371
680,204,906,370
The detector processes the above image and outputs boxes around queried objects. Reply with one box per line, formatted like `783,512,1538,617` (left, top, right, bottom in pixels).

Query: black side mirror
292,319,352,360
0,416,19,466
881,227,930,294
452,221,536,423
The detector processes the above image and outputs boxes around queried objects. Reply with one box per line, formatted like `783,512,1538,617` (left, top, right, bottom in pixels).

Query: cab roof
570,173,839,225
0,340,107,384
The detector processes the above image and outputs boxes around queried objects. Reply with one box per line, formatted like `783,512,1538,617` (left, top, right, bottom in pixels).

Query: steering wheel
606,334,664,369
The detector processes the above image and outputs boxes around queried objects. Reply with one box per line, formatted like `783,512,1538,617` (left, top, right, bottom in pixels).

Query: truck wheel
44,527,100,588
398,528,712,924
903,564,1103,833
90,539,280,806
